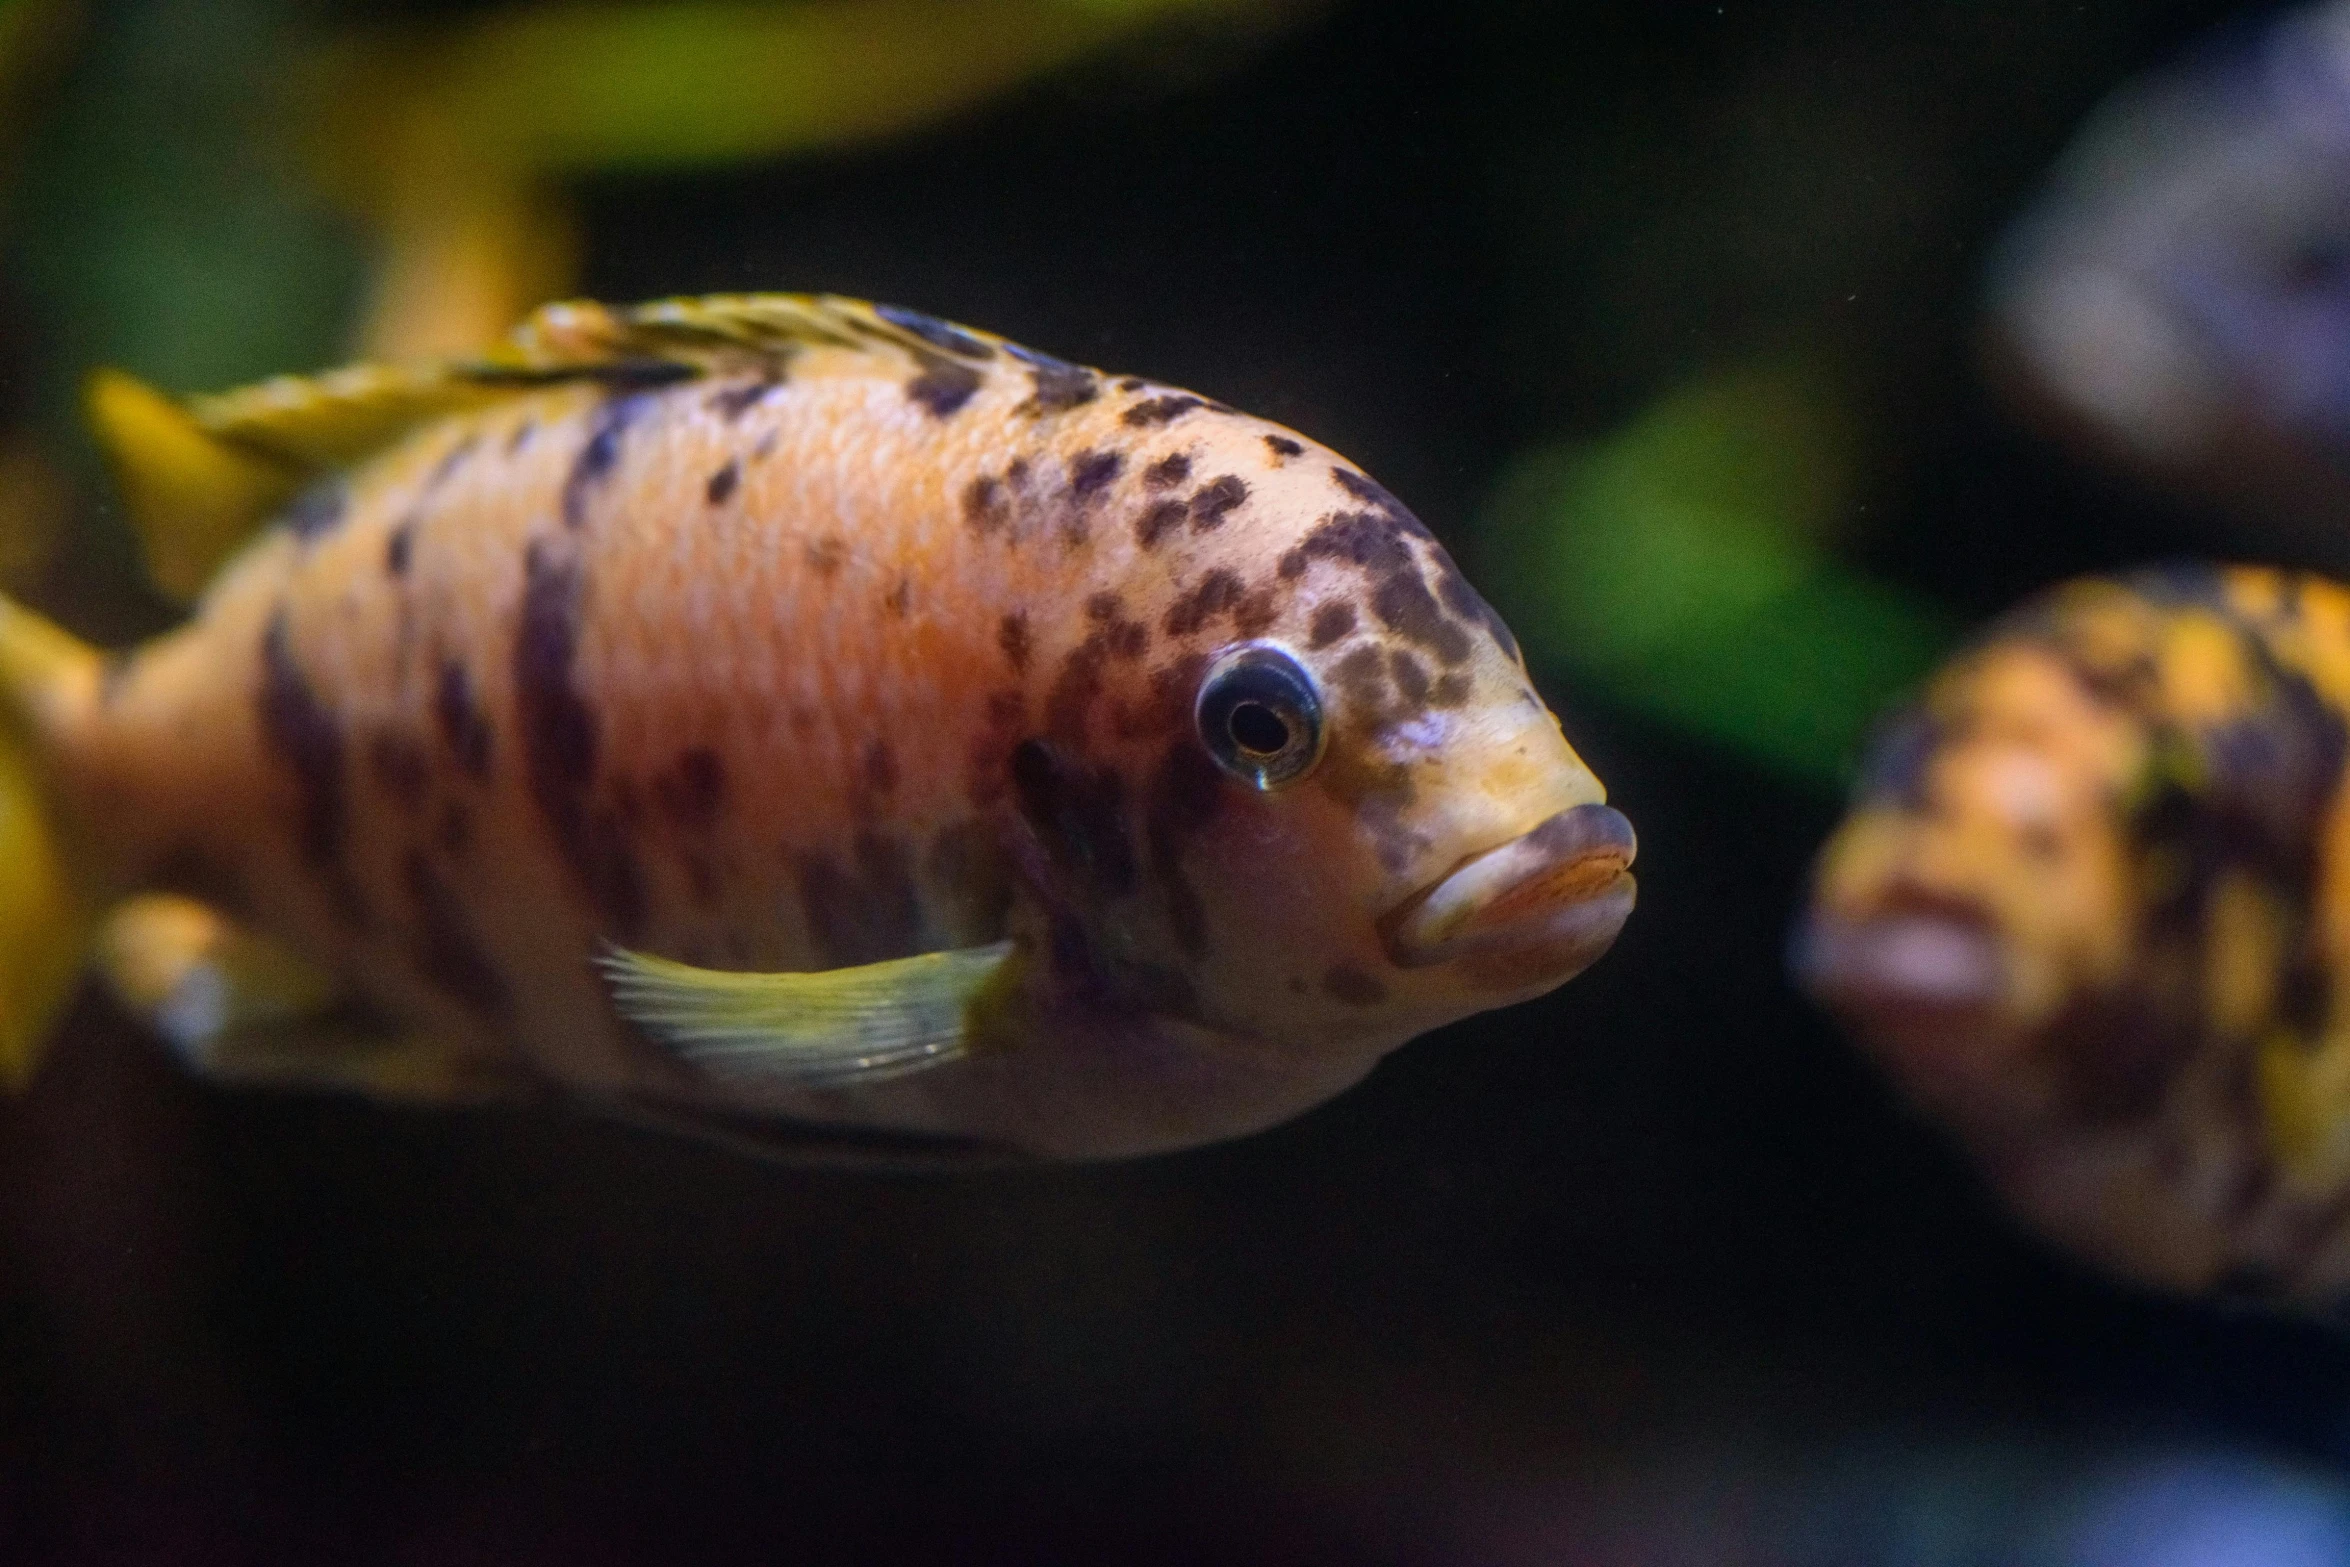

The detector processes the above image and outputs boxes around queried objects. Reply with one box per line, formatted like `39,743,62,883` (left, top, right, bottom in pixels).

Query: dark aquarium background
5,0,2350,1561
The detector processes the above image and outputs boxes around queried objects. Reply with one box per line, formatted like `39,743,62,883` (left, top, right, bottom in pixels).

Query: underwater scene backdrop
9,0,2350,1561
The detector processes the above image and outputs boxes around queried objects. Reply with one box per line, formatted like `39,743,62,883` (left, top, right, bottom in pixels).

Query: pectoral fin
597,940,1017,1089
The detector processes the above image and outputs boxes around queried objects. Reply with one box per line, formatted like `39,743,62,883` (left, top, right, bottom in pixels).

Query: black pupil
1228,701,1291,755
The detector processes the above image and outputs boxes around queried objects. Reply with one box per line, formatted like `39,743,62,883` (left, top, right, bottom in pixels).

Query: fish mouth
1382,803,1637,979
1793,903,2006,1017
1792,901,2019,1096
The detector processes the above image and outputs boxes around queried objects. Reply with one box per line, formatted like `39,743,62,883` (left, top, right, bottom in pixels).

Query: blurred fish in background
1987,0,2350,556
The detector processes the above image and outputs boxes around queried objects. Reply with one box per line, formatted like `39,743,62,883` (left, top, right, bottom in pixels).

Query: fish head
1795,629,2154,1132
1076,449,1634,1068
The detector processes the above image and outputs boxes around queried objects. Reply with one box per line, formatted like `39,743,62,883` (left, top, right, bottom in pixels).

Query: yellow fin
0,593,101,1089
84,368,305,602
597,939,1018,1088
0,736,90,1088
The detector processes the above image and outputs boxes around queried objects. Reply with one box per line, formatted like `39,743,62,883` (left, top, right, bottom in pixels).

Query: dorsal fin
86,293,1009,602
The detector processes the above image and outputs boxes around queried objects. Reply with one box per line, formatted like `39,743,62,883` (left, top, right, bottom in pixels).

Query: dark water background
6,1,2347,1561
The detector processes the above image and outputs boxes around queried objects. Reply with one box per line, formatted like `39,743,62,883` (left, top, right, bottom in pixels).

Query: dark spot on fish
368,732,431,809
1136,498,1187,551
998,613,1031,672
905,351,982,418
435,659,493,780
1087,592,1123,623
1008,344,1098,412
875,303,994,359
1047,635,1111,742
1279,510,1414,581
654,746,727,831
1389,649,1431,707
97,652,135,707
1011,739,1137,898
1189,475,1249,533
862,738,898,797
1165,569,1246,637
1233,589,1279,639
562,392,654,529
1309,601,1357,648
799,833,923,967
1060,512,1091,551
283,480,347,544
1007,456,1031,486
1373,569,1475,665
516,541,644,938
404,850,511,1018
926,820,1014,942
427,433,479,489
707,373,781,421
1148,739,1225,957
1070,449,1123,498
885,576,913,617
964,474,1010,536
1123,395,1203,428
1144,452,1192,490
1264,434,1303,460
1435,559,1520,661
1323,965,1387,1005
1858,710,1939,806
1117,377,1147,392
258,611,346,867
1330,467,1400,508
805,536,846,575
1332,644,1389,713
465,358,693,393
1432,672,1473,707
385,524,414,578
705,458,740,506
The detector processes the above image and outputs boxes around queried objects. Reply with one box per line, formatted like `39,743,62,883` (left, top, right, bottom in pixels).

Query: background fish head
1796,604,2160,1137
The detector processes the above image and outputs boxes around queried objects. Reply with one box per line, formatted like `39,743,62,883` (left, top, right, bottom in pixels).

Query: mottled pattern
51,293,1606,1160
1810,564,2350,1307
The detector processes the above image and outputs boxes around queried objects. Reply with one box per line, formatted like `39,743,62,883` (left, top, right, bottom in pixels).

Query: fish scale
0,295,1636,1160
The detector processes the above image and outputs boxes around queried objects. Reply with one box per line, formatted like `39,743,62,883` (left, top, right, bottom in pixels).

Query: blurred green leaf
1482,361,1957,786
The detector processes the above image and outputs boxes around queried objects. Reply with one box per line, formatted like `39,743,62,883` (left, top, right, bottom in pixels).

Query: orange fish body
5,296,1637,1161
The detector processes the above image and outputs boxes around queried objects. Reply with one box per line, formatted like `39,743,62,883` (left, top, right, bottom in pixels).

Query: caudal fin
0,595,104,1086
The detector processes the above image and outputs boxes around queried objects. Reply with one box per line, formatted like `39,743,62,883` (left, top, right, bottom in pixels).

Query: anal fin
98,894,526,1104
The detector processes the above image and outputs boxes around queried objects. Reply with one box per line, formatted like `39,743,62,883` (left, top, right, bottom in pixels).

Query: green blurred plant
1481,361,1958,787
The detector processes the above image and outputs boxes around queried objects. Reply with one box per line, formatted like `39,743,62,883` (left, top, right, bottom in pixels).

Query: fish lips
1383,803,1638,978
1792,902,2033,1106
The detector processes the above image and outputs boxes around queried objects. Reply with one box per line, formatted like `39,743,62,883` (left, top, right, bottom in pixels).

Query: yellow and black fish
1799,562,2350,1304
0,294,1637,1162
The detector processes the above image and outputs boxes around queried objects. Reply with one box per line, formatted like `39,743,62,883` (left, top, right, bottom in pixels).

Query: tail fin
0,595,104,1086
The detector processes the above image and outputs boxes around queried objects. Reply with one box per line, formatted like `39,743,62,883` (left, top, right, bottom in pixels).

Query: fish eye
1195,642,1326,791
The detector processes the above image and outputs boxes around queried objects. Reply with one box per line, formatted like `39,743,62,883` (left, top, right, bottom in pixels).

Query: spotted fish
1798,563,2350,1305
0,294,1637,1161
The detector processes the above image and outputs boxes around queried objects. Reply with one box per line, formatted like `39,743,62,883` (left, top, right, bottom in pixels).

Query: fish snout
1793,899,2007,1018
1383,803,1637,980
